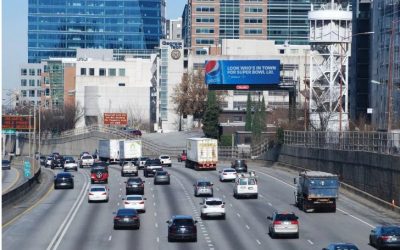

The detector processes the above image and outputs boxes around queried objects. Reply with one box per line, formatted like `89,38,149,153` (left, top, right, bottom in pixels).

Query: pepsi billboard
205,60,280,90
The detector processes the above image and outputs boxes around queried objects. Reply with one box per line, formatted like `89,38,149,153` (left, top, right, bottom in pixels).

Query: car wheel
254,194,258,199
168,236,174,242
192,237,197,242
201,213,206,219
113,225,118,230
75,167,78,171
121,173,124,177
369,236,374,246
270,231,275,239
88,199,91,203
142,210,146,213
295,232,299,239
91,180,94,184
221,214,226,220
167,181,170,185
71,185,74,189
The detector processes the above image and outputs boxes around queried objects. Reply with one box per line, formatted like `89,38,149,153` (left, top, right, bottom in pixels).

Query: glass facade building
28,0,165,63
267,0,310,45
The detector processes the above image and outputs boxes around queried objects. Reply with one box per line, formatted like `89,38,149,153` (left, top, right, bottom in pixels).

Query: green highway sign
24,161,31,177
2,129,16,135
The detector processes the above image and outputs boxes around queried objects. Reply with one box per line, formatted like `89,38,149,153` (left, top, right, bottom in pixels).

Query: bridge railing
284,130,400,155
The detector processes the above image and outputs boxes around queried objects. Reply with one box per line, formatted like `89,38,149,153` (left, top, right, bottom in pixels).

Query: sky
1,0,187,96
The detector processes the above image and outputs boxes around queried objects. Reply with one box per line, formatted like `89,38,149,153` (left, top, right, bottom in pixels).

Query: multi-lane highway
3,160,399,250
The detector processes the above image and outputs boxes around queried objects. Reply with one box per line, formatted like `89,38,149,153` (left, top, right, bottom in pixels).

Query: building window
195,38,214,45
29,79,35,86
21,69,27,76
21,90,27,97
89,68,95,76
244,18,263,24
245,28,263,34
45,89,50,96
196,17,215,23
245,7,263,13
29,69,35,76
196,28,214,34
118,83,125,86
196,6,215,12
21,79,27,86
119,68,125,76
37,90,42,97
99,68,106,76
108,68,116,76
80,68,86,75
37,69,42,75
233,116,243,122
37,79,41,86
29,90,35,97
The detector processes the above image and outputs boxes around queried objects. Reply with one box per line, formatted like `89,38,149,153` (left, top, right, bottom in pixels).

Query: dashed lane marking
155,223,158,228
245,225,250,230
256,239,261,245
157,237,159,243
237,213,241,218
307,240,314,245
154,212,157,217
268,202,272,206
108,235,112,241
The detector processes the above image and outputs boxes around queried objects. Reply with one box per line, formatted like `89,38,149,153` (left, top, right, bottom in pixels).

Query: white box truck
185,138,218,170
119,140,142,162
99,139,121,163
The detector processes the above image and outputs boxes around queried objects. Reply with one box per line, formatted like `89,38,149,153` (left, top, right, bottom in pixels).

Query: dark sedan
154,170,170,185
369,225,400,249
322,243,359,250
2,160,11,170
54,173,74,189
125,177,145,195
113,208,140,230
231,159,247,173
167,215,197,242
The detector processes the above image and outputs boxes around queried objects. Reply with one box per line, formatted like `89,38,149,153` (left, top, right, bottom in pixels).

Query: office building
19,63,43,106
370,0,400,130
28,0,165,63
267,0,311,45
182,0,267,55
166,18,183,40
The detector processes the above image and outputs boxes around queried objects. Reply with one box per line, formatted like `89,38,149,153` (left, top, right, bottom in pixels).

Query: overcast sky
1,0,187,97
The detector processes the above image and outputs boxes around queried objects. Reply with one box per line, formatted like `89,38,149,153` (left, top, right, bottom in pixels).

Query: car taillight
132,216,138,220
223,173,227,175
114,216,121,220
203,205,207,208
221,204,225,208
124,201,130,204
102,192,107,195
273,221,282,225
139,201,144,204
291,220,299,225
88,192,93,195
380,236,390,241
140,183,144,187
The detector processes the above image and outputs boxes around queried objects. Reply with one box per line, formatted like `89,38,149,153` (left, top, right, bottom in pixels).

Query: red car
177,151,187,162
91,167,109,184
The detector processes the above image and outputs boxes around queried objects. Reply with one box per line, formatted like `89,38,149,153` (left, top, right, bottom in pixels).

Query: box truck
119,140,142,162
185,138,218,170
99,139,121,163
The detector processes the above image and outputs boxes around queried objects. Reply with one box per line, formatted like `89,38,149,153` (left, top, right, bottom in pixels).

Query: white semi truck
185,138,218,170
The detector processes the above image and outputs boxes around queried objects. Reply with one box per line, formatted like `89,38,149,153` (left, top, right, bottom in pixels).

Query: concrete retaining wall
278,145,400,208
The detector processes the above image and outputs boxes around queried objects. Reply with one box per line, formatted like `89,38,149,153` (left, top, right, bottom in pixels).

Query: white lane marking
155,223,158,228
108,235,112,241
307,240,314,245
156,237,159,243
120,188,122,191
256,169,376,228
47,174,90,250
119,194,121,198
154,212,157,217
259,194,264,198
237,213,241,218
245,225,250,230
223,195,226,198
229,203,233,207
268,202,272,206
153,202,156,206
256,239,261,245
152,194,155,198
117,202,120,206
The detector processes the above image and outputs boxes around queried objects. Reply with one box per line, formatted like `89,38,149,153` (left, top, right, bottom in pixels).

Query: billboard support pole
289,87,297,122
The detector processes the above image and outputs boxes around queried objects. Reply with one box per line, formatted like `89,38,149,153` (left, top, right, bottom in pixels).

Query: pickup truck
177,151,187,162
79,155,94,168
144,159,163,177
121,162,138,177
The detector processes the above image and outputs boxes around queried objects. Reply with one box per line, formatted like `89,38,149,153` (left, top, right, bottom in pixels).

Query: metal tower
308,0,352,131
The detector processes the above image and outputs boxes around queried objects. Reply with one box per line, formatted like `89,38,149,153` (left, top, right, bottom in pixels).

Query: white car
219,168,237,182
63,157,78,171
123,195,146,212
200,198,226,219
268,212,299,238
233,174,258,199
121,162,138,177
159,155,172,167
88,185,109,202
80,155,94,168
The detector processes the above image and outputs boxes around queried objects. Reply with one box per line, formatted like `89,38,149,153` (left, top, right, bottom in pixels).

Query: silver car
268,212,299,239
154,170,170,185
193,180,213,197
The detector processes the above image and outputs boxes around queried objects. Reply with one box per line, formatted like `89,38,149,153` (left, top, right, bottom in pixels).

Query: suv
231,159,248,173
268,212,299,239
233,174,258,199
167,215,197,242
193,180,213,197
51,155,64,169
121,162,138,177
90,167,109,184
159,155,172,167
200,197,226,219
144,159,163,177
80,155,94,168
125,177,145,195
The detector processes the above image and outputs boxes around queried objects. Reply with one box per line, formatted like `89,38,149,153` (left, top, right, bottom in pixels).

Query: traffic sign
2,129,16,135
24,161,31,177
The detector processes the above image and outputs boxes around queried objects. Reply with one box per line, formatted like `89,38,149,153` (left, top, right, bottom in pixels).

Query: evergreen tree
202,91,220,139
245,92,252,131
252,99,262,142
260,95,267,131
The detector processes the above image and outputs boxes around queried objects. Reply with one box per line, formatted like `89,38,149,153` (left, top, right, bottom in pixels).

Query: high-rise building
182,0,267,55
370,0,400,130
350,0,372,122
267,0,310,45
166,18,183,40
28,0,165,63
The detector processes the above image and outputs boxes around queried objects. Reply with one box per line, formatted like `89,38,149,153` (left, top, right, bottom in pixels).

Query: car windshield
2,160,10,164
224,169,236,173
117,209,137,216
127,196,142,201
152,159,161,164
235,160,245,166
197,182,211,186
157,172,168,176
90,187,106,192
82,156,92,159
275,214,298,221
65,159,75,163
64,157,73,160
57,173,71,178
141,157,149,161
91,168,107,174
128,179,142,184
173,219,194,226
333,245,358,250
382,227,400,235
47,157,52,160
160,156,169,159
205,200,223,206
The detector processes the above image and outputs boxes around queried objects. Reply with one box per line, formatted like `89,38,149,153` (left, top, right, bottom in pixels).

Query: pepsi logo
205,60,219,75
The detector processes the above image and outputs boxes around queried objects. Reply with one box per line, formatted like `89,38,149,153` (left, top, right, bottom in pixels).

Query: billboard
104,113,128,126
2,115,32,130
205,60,280,90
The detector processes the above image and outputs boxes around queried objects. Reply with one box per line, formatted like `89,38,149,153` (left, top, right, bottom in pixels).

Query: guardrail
2,157,41,207
284,130,400,155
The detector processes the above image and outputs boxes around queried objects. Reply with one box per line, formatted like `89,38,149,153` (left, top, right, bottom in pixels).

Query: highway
3,161,398,250
2,164,23,194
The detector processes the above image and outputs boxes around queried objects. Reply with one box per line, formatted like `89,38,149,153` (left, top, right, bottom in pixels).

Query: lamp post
339,31,374,132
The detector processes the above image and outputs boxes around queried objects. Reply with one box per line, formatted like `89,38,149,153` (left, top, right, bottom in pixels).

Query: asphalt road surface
3,161,398,250
2,164,23,194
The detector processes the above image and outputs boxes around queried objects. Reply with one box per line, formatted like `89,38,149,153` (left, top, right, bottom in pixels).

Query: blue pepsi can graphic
205,60,223,84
